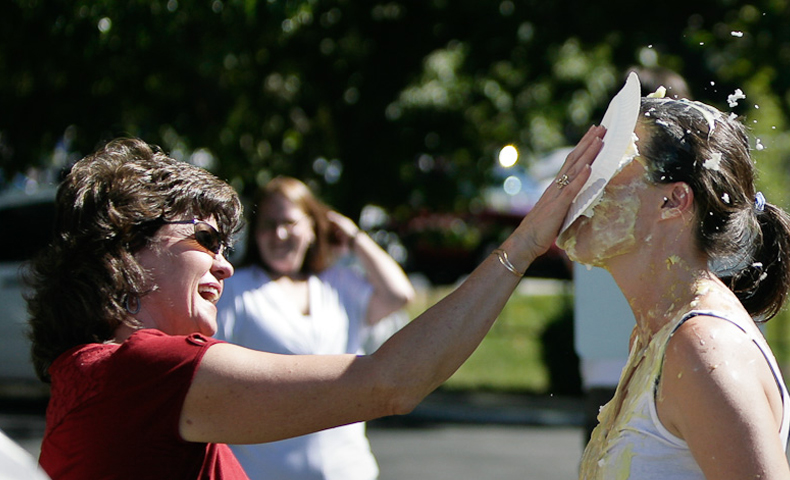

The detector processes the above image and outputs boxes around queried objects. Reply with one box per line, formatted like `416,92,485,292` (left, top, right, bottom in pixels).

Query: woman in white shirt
564,93,790,479
216,176,415,480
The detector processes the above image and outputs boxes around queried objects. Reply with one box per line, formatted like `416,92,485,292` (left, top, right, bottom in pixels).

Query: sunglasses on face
162,219,227,255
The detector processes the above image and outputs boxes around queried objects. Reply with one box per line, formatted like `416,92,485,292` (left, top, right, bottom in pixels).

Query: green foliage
5,0,790,218
407,285,578,394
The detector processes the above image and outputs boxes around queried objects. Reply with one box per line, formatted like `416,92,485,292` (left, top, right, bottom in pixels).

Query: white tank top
579,310,790,479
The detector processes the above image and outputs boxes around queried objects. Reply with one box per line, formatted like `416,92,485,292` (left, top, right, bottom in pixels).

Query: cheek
559,182,645,265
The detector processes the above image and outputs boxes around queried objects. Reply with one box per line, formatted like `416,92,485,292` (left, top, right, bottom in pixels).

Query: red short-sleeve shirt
40,329,248,480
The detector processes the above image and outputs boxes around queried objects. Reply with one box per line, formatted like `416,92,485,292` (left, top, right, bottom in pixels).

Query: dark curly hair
639,97,790,321
25,138,243,382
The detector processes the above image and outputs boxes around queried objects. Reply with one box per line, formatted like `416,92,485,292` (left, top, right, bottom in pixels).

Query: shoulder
667,313,752,363
224,265,265,288
657,314,790,477
659,313,774,430
318,263,366,285
115,330,222,371
663,313,765,386
220,265,270,302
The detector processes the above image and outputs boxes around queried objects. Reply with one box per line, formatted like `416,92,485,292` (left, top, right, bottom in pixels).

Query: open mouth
198,284,221,304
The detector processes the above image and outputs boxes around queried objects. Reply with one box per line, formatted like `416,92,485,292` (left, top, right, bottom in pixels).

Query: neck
604,229,713,337
262,264,307,282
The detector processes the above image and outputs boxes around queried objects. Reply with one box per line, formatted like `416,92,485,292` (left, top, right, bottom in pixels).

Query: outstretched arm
180,125,606,445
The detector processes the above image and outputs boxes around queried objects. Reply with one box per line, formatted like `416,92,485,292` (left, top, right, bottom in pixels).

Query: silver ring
555,174,570,189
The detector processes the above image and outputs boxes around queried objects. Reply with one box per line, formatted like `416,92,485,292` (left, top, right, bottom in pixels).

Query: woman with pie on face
27,131,603,480
214,176,416,480
562,94,790,479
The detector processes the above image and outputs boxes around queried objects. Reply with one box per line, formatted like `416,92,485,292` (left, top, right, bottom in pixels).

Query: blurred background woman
215,176,415,480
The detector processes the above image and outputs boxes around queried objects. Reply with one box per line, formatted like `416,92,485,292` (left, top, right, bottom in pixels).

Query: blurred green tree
2,0,789,218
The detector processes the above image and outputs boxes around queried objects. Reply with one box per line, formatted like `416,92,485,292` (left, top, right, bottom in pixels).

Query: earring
124,295,141,315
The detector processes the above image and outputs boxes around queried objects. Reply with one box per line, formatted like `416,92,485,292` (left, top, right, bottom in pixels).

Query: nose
212,252,235,280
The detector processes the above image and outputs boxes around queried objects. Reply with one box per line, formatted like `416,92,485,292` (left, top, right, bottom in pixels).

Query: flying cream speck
703,152,723,170
728,89,746,108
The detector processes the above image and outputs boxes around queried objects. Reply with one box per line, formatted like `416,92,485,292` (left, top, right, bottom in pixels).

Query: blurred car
397,208,571,285
0,186,56,398
396,149,575,285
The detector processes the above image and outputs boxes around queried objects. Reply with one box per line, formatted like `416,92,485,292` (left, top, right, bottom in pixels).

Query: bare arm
658,316,790,480
180,125,606,445
326,210,416,325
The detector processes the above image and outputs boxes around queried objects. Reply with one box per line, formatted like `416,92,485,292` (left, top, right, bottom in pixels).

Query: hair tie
754,191,766,213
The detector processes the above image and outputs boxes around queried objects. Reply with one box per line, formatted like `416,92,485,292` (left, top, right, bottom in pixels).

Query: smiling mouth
198,285,221,304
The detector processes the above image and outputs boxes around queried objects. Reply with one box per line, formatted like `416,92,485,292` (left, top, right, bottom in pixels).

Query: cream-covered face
558,121,663,267
557,131,661,267
558,157,654,268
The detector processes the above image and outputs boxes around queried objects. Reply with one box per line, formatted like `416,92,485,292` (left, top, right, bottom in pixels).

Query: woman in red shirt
27,131,602,479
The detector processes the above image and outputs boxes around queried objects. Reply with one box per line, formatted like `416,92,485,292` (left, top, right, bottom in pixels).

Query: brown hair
639,98,790,320
26,138,243,382
243,176,335,274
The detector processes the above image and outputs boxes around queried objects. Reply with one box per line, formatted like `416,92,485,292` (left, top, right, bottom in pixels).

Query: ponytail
728,203,790,320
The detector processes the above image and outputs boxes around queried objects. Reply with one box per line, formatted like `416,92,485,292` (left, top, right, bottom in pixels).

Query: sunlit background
4,0,790,389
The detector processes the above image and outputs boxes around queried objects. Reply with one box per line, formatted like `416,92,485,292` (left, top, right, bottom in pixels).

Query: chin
197,319,218,337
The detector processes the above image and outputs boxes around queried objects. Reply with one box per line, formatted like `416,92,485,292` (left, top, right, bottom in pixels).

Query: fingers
326,211,358,238
557,125,605,180
510,126,605,259
552,125,605,194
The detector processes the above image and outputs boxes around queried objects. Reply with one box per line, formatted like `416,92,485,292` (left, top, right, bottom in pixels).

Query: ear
660,182,694,220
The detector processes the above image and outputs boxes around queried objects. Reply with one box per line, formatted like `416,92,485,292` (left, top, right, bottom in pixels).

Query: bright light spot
499,1,515,16
359,205,389,230
498,145,518,167
731,31,744,37
313,157,327,174
97,17,112,33
324,159,343,184
418,154,434,172
638,47,658,66
190,148,216,170
503,176,522,195
344,87,359,104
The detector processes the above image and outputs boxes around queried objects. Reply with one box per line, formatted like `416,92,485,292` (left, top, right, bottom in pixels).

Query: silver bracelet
492,248,525,277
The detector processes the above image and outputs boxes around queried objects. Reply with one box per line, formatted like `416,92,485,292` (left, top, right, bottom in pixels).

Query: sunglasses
162,219,227,255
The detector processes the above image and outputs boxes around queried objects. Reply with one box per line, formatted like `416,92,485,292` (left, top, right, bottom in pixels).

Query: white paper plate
560,72,642,233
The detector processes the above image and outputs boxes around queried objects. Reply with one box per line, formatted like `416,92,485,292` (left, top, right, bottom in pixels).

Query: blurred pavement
369,391,585,480
2,391,587,480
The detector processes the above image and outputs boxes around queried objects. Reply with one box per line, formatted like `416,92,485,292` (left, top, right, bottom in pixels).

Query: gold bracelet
492,248,525,277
